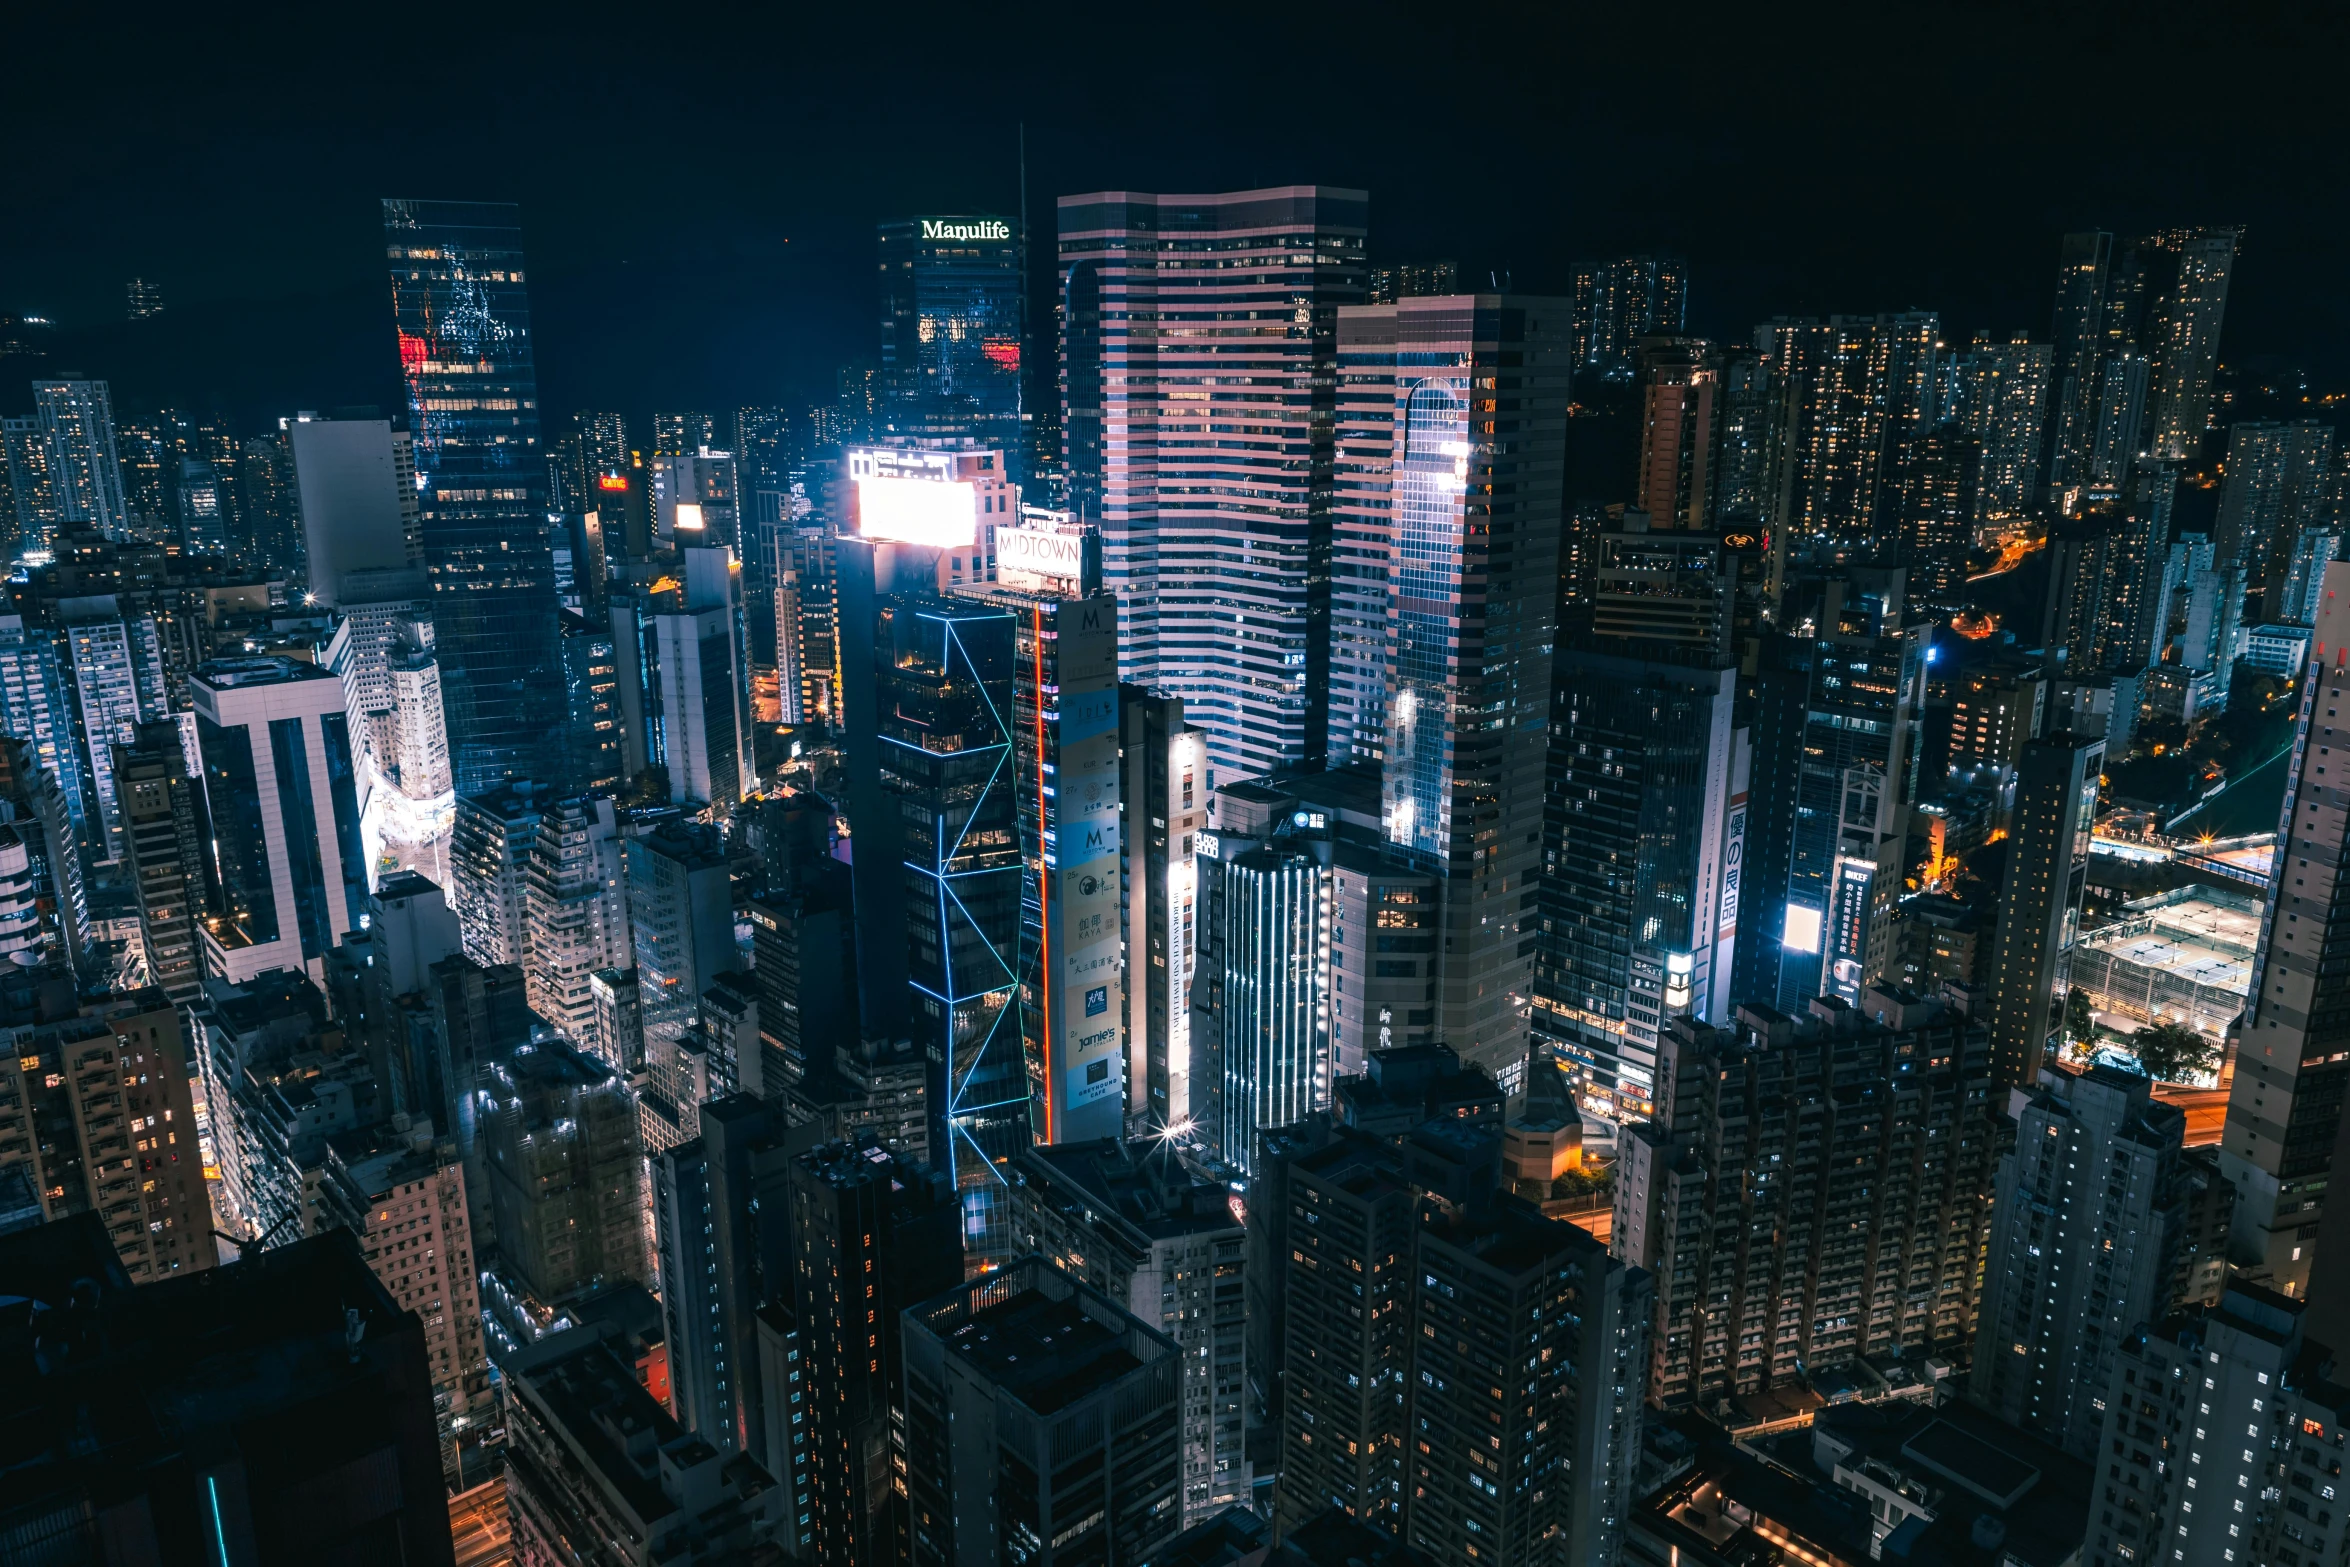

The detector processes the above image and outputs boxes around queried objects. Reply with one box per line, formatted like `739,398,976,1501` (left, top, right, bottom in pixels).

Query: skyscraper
1194,832,1330,1178
483,1034,647,1303
1985,731,2103,1089
1970,1063,2218,1459
647,545,754,810
877,214,1026,478
1351,296,1570,1084
1758,313,1941,550
520,792,628,1048
2214,419,2334,612
288,416,422,605
1945,333,2051,523
1569,254,1689,378
839,538,1025,1266
625,818,736,1145
32,377,131,541
383,198,569,793
449,778,546,970
192,656,367,985
2221,560,2350,1296
1059,186,1368,786
1120,687,1205,1132
2137,226,2241,461
113,722,206,1004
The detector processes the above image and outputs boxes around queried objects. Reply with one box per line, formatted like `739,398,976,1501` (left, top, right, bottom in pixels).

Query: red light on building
983,336,1021,372
597,475,628,492
397,331,430,371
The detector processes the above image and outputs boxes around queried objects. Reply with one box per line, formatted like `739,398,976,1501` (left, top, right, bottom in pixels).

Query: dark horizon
8,3,2347,437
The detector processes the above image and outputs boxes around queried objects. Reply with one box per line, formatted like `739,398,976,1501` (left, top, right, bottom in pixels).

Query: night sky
7,2,2345,435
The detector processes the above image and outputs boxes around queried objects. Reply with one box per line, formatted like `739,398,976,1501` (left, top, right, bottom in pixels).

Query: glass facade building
877,215,1025,483
383,198,568,795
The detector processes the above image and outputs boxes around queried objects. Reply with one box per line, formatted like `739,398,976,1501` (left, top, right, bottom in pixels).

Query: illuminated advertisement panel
848,448,978,547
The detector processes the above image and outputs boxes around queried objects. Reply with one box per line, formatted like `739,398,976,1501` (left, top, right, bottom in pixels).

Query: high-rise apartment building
1537,644,1745,1121
1985,731,2103,1089
1946,333,2053,522
2079,1284,2343,1567
0,980,216,1281
878,213,1026,478
59,593,170,860
2215,419,2335,611
521,792,628,1048
2,414,61,554
113,722,206,1003
0,616,86,841
2137,226,2242,461
902,1258,1183,1567
1120,687,1205,1132
625,818,735,1141
1758,313,1941,550
2045,227,2242,480
1614,992,2004,1406
1570,254,1689,378
1010,1139,1250,1528
647,545,754,810
2221,561,2350,1296
449,778,546,970
1059,186,1368,786
192,656,367,985
789,1136,963,1561
483,1034,646,1303
383,198,569,793
1971,1063,2222,1460
32,377,131,541
1632,337,1721,528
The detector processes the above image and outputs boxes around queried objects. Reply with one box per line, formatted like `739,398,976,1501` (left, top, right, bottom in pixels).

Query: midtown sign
922,218,1012,242
997,525,1087,588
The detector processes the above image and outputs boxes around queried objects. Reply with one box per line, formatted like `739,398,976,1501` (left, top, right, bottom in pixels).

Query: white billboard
849,448,980,547
997,525,1085,588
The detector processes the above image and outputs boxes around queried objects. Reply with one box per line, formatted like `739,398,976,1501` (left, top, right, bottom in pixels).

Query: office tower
32,377,130,540
877,213,1026,475
113,722,206,1003
1341,296,1569,1083
1060,186,1367,786
1946,333,2052,521
839,538,1025,1265
1985,731,2103,1088
653,445,739,551
0,980,215,1280
0,615,86,840
1570,254,1690,378
484,1034,647,1302
746,885,851,1092
590,965,642,1072
504,1325,783,1562
450,778,545,969
902,1258,1182,1567
383,198,569,793
1407,1199,1647,1567
960,538,1125,1145
59,593,170,860
0,1216,456,1564
2222,561,2350,1297
1632,337,1720,527
653,1096,796,1456
1758,312,1941,548
308,1121,487,1479
521,792,628,1048
1734,615,1927,1013
626,816,734,1082
1010,1139,1250,1527
193,656,367,984
1614,991,2004,1406
789,1136,964,1560
1194,832,1330,1176
174,457,234,555
2079,1285,2340,1567
1970,1064,2219,1459
1586,509,1736,654
239,428,302,576
648,545,755,809
364,612,456,885
289,416,422,604
1121,688,1205,1132
1902,422,1981,614
1536,646,1744,1121
1330,306,1400,765
733,405,796,497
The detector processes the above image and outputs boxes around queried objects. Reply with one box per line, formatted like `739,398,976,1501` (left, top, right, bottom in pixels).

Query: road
449,1479,512,1567
2152,1085,2228,1147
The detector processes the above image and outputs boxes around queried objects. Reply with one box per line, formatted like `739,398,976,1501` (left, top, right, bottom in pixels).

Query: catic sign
997,526,1086,586
922,218,1012,242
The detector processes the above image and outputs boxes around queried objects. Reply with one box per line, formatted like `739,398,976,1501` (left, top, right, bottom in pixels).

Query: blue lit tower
840,536,1026,1270
382,199,569,794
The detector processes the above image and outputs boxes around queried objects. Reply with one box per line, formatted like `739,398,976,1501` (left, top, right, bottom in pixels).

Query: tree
2064,987,2097,1046
2129,1021,2219,1083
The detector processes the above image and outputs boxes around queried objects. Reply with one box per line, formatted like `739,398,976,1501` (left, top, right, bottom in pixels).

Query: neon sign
922,219,1011,242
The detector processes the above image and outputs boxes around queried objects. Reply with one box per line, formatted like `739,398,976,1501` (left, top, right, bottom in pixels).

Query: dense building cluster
3,186,2349,1567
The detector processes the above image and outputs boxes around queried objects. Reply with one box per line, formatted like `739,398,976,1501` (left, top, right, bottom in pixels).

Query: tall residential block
1569,254,1689,377
1985,730,2103,1089
483,1035,646,1303
902,1258,1183,1566
521,792,628,1048
450,778,546,969
32,377,131,541
1613,992,2004,1406
384,198,570,793
1059,186,1367,787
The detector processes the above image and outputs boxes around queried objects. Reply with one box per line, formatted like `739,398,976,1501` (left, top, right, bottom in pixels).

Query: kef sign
996,526,1085,587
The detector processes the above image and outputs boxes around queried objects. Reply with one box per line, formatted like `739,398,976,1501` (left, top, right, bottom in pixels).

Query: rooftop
2077,884,2263,992
943,1287,1142,1414
192,654,338,689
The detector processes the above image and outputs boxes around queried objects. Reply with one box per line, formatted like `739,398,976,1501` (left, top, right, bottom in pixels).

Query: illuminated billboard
997,525,1087,589
849,448,979,547
1782,903,1823,955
